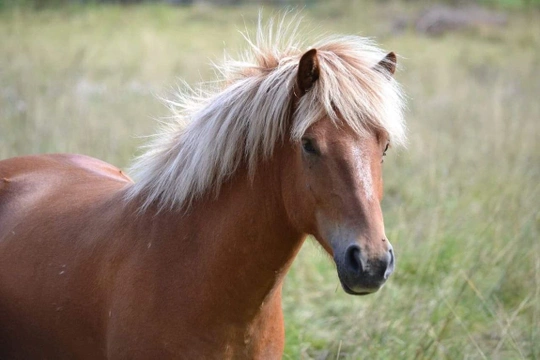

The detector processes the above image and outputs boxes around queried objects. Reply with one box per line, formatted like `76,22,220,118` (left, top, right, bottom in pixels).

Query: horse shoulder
0,154,138,359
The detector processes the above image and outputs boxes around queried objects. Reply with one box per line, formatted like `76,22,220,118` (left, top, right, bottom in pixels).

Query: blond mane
125,16,406,211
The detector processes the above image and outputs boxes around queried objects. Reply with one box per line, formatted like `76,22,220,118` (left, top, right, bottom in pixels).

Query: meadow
1,2,539,359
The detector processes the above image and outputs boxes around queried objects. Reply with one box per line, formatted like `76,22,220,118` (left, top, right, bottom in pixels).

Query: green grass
1,3,539,359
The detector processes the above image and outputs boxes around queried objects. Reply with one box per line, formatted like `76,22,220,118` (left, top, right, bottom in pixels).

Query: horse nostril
345,245,363,273
384,247,395,279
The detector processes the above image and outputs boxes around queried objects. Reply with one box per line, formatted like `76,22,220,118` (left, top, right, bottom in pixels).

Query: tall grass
1,3,538,359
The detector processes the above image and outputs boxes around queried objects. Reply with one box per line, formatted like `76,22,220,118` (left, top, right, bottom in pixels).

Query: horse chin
340,281,379,296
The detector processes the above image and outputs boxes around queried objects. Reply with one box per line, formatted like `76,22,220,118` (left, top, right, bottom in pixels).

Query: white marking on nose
352,147,374,200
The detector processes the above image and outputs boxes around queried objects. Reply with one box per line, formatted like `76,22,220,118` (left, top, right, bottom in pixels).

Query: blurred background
1,0,539,358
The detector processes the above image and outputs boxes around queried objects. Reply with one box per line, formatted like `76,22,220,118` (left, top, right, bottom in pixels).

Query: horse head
282,49,401,295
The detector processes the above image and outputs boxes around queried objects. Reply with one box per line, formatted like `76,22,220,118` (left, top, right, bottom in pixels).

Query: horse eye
301,138,318,155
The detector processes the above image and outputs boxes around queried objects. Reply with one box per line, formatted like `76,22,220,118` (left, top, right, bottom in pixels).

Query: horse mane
125,16,406,211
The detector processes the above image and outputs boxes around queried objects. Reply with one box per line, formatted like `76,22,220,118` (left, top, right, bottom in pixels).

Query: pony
0,17,405,359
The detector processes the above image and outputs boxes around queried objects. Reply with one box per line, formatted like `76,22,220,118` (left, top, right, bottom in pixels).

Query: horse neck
130,144,305,324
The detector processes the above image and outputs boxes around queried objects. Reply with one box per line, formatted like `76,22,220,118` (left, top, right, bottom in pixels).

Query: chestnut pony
0,22,405,359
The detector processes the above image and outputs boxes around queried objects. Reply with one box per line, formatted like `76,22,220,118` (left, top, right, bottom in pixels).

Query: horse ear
297,49,320,96
375,52,397,77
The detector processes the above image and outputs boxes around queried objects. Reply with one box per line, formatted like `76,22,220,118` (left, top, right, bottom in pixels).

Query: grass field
1,2,539,359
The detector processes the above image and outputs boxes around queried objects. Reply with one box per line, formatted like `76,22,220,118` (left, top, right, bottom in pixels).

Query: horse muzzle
334,243,395,296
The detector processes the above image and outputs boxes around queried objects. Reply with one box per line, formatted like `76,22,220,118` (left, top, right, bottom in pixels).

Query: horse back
0,153,131,227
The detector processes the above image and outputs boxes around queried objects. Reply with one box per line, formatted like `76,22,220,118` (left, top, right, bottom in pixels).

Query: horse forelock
125,16,406,211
